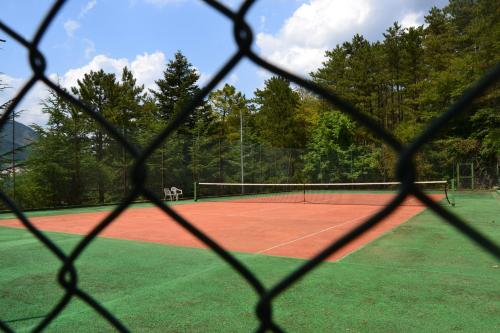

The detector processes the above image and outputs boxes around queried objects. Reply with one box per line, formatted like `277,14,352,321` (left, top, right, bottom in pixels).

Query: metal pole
161,149,165,194
471,162,474,190
451,179,456,207
497,159,500,186
12,108,15,201
350,149,353,182
240,108,244,194
123,125,126,197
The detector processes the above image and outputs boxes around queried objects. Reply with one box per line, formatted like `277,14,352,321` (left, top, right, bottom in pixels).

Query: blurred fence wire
0,0,499,332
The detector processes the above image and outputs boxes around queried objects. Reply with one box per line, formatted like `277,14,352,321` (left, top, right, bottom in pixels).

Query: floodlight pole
240,108,244,194
12,108,15,201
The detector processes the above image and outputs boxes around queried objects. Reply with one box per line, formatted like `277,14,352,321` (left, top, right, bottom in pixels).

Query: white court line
257,212,376,254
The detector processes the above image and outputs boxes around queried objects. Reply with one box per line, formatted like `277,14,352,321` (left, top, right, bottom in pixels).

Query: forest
0,0,499,209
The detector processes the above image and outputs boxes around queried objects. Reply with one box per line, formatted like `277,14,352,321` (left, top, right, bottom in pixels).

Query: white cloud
1,52,169,125
56,55,129,90
129,52,167,91
282,0,371,48
80,0,98,18
400,11,424,29
257,31,326,75
63,19,80,38
0,76,51,125
256,0,372,76
256,0,442,77
55,52,168,92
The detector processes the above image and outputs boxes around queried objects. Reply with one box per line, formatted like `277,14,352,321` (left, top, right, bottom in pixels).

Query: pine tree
24,90,91,207
149,51,205,194
253,77,306,181
72,69,121,203
383,22,405,126
190,103,218,183
150,51,200,131
208,84,249,182
254,77,303,148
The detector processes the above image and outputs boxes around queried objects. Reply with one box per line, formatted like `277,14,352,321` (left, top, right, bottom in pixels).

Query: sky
0,0,448,125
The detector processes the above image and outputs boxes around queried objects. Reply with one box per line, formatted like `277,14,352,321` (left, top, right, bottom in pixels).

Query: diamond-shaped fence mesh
0,0,499,332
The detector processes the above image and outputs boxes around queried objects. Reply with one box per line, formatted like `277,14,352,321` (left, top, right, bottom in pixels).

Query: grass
0,192,498,332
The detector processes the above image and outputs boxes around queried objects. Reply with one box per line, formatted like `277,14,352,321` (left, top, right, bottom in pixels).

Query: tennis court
0,187,445,261
1,191,498,332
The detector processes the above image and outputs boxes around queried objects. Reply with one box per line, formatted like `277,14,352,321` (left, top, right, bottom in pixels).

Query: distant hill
0,120,37,164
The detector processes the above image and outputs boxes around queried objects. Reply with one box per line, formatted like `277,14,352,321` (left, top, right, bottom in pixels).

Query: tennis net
194,181,452,206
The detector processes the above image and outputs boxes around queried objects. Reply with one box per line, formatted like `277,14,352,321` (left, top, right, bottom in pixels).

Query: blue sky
1,0,448,125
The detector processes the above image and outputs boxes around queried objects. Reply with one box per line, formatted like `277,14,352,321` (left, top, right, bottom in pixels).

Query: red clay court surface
0,194,444,261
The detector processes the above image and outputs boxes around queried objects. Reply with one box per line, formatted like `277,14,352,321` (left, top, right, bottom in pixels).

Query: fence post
451,179,456,207
471,161,474,190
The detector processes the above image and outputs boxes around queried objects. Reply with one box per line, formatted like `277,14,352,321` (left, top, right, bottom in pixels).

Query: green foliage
206,84,249,182
471,108,500,156
309,0,499,184
250,77,308,182
254,77,305,148
146,51,206,193
150,51,200,129
4,0,499,209
303,111,378,182
16,90,93,207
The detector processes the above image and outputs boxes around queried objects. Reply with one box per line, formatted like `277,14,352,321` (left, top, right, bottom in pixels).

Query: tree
401,26,425,117
114,67,145,195
72,69,123,203
150,51,205,193
383,22,405,126
253,77,307,181
208,84,249,182
22,90,91,207
190,103,218,183
254,77,304,148
303,111,377,182
150,51,200,130
6,0,500,211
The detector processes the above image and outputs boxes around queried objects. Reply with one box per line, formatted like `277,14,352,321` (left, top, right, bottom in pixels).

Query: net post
303,183,306,203
194,182,198,202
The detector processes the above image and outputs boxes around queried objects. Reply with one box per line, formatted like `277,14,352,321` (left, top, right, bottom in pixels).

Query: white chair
164,188,174,201
170,187,183,200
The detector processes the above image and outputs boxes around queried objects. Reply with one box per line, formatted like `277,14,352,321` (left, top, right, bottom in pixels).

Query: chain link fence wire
0,0,499,332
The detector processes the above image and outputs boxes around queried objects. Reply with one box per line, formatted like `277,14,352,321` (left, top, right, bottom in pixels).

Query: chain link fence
0,1,499,332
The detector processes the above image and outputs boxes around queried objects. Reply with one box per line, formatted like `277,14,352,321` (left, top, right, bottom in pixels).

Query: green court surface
0,192,498,332
0,200,195,220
